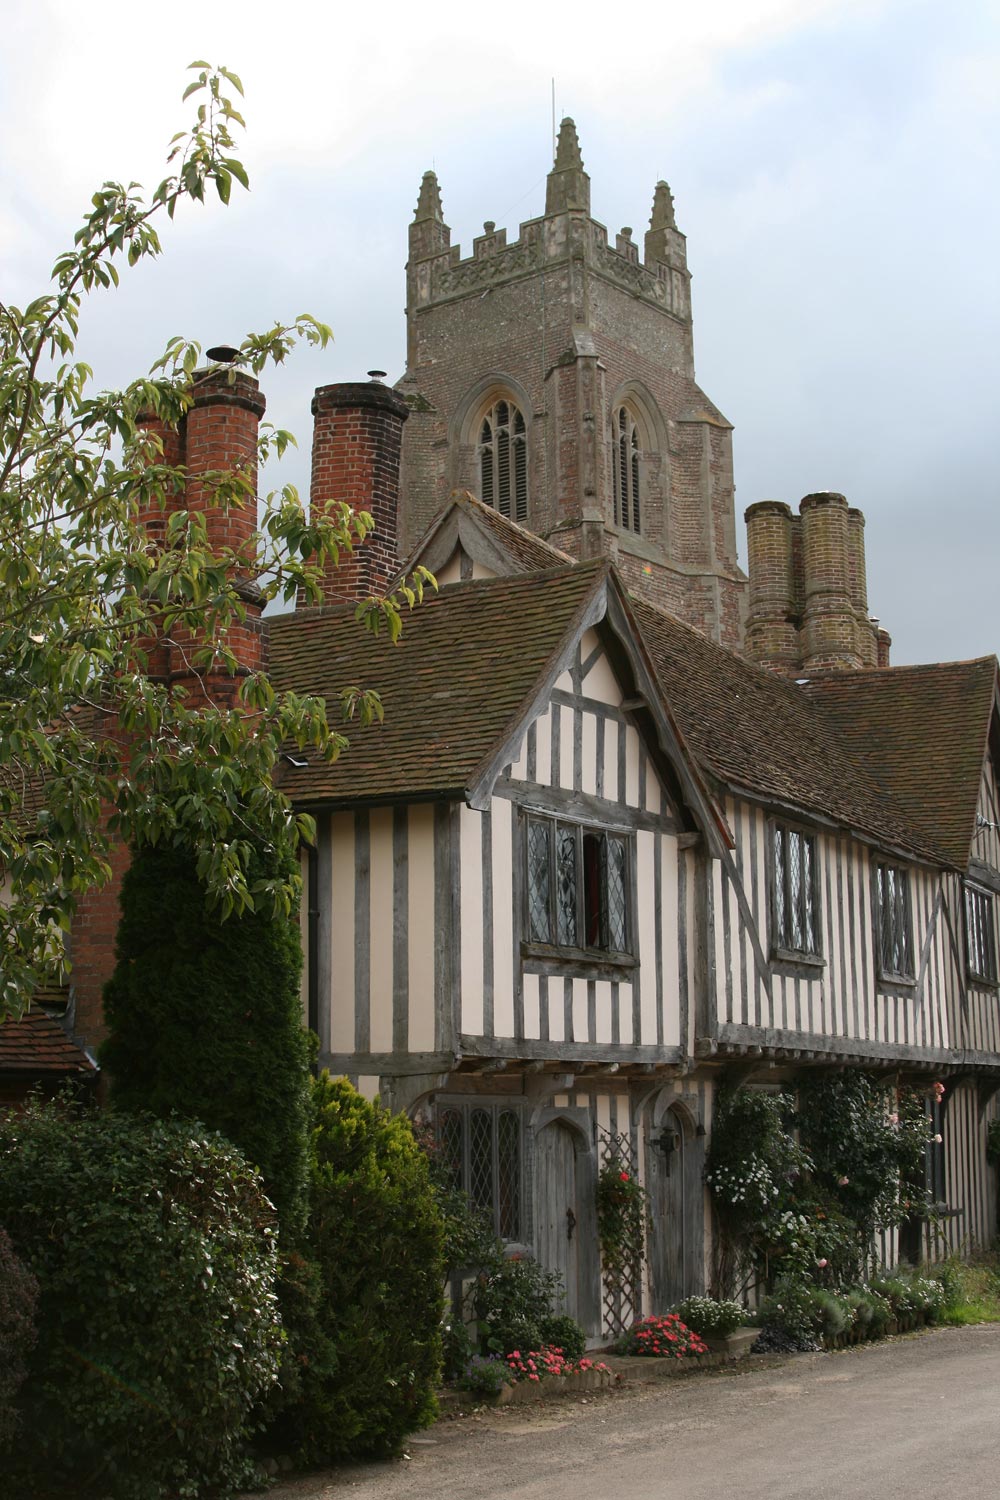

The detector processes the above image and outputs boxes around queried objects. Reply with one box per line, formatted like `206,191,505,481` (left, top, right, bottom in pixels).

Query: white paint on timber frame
368,809,394,1054
329,813,355,1054
554,669,573,694
581,641,622,705
357,1074,379,1101
509,730,529,782
661,835,680,1048
645,769,661,816
523,970,541,1040
408,805,437,1051
460,804,485,1037
435,555,462,586
492,798,516,1037
535,706,552,788
637,830,657,1044
713,861,728,1022
625,725,640,807
715,795,971,1054
581,711,597,796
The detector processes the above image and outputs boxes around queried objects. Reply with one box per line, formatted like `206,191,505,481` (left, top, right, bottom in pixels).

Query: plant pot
705,1327,759,1359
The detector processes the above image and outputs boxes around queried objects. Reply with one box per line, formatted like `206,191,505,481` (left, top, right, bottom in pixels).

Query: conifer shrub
277,1073,445,1464
0,1099,282,1499
101,839,311,1237
0,1226,38,1447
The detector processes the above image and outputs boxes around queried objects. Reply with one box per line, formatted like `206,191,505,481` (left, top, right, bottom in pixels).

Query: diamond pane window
469,1108,494,1217
527,820,551,942
437,1102,523,1242
526,815,631,956
556,826,578,947
439,1107,464,1191
497,1110,522,1240
772,822,820,957
604,836,628,953
875,862,913,979
478,398,528,522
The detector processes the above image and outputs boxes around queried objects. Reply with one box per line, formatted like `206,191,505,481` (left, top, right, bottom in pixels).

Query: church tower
396,120,746,650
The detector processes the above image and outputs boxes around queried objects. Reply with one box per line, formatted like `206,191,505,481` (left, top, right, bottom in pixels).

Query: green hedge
0,1101,282,1499
0,1226,38,1447
101,840,311,1237
275,1075,445,1463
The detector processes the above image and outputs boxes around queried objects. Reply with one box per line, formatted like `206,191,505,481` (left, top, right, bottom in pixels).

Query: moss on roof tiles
802,659,999,868
269,563,606,805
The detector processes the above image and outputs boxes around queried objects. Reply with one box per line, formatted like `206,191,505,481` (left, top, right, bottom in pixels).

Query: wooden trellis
598,1126,642,1339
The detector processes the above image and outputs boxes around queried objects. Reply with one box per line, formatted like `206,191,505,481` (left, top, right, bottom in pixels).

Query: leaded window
525,815,631,956
478,398,528,522
436,1101,523,1241
612,406,640,533
772,823,820,956
965,884,998,984
875,862,914,979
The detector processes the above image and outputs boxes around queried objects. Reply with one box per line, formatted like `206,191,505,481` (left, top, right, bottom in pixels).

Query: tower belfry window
612,406,641,533
478,399,528,522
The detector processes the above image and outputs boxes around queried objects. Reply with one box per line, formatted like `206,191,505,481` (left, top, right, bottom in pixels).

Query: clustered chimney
745,492,889,676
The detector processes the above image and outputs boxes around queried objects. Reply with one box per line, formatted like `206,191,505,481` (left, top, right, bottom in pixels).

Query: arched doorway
645,1099,704,1309
533,1114,600,1336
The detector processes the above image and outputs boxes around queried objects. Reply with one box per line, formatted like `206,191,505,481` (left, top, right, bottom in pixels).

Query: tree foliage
100,838,311,1238
0,62,430,1017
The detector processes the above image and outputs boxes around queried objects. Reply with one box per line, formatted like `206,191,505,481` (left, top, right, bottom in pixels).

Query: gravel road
252,1324,1000,1500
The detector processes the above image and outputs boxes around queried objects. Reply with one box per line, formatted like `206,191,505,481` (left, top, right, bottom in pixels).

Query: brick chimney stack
304,375,410,607
137,363,267,702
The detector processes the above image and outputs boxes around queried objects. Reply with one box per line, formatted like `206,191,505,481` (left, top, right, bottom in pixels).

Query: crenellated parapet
406,122,691,325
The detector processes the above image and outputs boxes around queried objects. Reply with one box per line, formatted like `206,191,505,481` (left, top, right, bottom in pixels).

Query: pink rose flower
838,1176,850,1186
817,1257,828,1268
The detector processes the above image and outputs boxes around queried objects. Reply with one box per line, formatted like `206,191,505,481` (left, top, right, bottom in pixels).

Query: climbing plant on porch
596,1130,648,1338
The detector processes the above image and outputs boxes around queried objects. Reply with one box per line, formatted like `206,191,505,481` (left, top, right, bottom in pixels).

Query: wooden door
534,1120,581,1322
646,1105,702,1309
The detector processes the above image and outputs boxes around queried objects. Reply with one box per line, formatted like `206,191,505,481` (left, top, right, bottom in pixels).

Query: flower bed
615,1314,708,1359
505,1346,611,1385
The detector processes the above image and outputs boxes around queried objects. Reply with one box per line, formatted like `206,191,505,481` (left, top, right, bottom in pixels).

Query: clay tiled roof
452,492,576,572
269,563,607,805
801,659,999,869
628,596,943,864
0,1010,95,1077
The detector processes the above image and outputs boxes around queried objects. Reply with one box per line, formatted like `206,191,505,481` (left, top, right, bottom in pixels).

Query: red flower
619,1171,630,1182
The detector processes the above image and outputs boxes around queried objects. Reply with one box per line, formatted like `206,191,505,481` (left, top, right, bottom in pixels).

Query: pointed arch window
478,398,528,523
612,406,641,533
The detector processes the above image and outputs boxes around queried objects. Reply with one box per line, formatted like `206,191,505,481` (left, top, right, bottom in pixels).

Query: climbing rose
619,1172,630,1182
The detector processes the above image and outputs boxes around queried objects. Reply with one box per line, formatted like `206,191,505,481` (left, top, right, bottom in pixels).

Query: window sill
967,971,1000,991
877,972,918,996
771,948,825,978
521,940,636,975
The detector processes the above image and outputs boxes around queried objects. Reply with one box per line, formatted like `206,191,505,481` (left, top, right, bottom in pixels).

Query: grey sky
3,0,997,665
